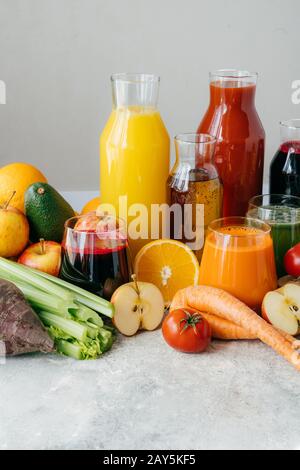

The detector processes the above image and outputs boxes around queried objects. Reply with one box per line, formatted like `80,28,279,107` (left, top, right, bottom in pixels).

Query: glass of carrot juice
199,217,278,311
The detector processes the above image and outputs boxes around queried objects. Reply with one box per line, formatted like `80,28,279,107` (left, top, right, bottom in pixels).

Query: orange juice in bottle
100,73,170,259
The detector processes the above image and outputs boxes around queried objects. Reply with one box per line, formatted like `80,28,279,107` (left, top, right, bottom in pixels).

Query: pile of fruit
0,162,100,271
0,162,115,361
0,161,209,361
0,162,72,261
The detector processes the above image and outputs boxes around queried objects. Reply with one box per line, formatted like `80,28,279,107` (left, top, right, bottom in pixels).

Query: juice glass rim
210,69,258,80
280,119,300,130
64,213,127,237
208,216,272,238
249,194,300,209
111,73,160,84
174,133,217,145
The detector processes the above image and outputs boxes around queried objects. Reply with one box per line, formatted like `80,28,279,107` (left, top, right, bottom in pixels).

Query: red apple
18,239,61,277
74,214,99,232
74,213,121,236
262,290,299,335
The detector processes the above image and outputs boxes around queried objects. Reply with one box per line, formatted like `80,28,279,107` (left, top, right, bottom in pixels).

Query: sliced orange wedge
134,240,200,306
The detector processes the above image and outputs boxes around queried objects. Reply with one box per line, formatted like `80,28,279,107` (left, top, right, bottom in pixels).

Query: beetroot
0,279,55,356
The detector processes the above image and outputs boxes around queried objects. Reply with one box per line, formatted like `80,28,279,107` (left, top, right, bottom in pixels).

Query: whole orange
81,196,101,214
0,162,47,213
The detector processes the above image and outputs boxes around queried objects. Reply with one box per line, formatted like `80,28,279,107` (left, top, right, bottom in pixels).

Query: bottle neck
111,73,160,109
208,71,258,108
280,120,300,145
169,134,218,188
175,137,215,163
172,134,217,184
209,82,257,107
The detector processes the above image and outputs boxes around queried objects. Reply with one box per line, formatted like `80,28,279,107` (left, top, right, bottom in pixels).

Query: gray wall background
0,0,299,191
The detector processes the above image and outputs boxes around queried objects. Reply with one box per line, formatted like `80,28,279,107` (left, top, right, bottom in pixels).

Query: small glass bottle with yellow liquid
168,134,222,261
100,73,170,260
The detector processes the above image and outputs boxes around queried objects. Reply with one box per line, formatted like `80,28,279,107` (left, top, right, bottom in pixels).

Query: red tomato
162,308,211,353
284,243,300,277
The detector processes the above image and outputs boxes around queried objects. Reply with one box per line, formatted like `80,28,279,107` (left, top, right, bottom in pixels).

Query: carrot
174,286,300,371
201,312,257,340
171,289,256,340
170,287,189,310
172,289,300,343
275,329,300,350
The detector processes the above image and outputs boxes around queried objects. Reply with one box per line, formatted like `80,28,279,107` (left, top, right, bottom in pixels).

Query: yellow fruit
0,203,29,258
81,196,101,215
0,163,47,213
134,240,200,305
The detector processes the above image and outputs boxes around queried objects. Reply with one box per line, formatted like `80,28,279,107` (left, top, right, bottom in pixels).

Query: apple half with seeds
262,286,300,335
111,276,165,336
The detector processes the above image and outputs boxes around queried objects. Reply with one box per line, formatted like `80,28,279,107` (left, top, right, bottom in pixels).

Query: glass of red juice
60,213,131,300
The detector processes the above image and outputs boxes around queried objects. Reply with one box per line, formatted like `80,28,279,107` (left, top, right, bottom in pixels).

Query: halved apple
262,291,299,335
281,283,300,322
111,278,165,336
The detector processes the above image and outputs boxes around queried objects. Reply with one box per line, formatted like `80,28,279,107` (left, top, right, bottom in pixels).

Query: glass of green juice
247,195,300,277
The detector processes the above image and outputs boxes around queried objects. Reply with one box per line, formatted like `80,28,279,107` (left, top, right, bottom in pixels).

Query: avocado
25,182,75,242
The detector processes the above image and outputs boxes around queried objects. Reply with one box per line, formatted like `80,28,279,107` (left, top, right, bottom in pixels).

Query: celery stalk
38,311,87,342
72,303,104,327
80,321,100,339
30,302,72,318
0,258,73,302
20,266,115,318
39,309,115,360
0,274,75,318
16,282,70,316
75,294,114,318
99,327,114,352
56,340,82,360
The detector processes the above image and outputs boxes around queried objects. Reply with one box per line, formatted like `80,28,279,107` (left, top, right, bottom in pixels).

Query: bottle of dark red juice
270,120,300,196
197,70,265,217
60,213,130,300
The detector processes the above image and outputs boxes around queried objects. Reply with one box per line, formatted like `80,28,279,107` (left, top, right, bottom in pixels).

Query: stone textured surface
1,331,300,450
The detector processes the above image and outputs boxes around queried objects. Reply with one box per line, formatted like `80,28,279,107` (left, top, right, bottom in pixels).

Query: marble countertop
1,191,300,450
1,331,300,450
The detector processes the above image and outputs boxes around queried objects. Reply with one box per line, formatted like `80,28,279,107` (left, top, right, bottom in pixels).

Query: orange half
134,240,199,306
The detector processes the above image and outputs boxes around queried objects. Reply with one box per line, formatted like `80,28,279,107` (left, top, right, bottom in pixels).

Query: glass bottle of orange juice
100,73,170,259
